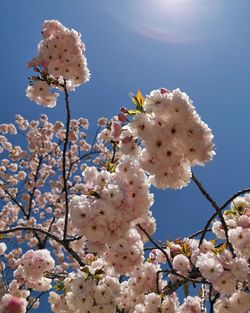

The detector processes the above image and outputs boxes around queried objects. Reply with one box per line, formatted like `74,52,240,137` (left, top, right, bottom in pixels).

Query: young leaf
81,267,90,275
88,190,101,198
54,282,64,291
127,109,141,115
94,269,105,276
212,242,227,254
181,242,191,257
129,89,145,110
108,162,115,173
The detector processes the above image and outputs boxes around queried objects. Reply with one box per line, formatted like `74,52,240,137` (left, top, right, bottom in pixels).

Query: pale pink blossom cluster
49,257,120,313
69,156,154,273
129,88,215,189
12,249,55,292
119,261,165,312
212,194,250,258
143,194,250,312
26,20,90,107
70,157,153,239
214,291,250,313
19,249,55,280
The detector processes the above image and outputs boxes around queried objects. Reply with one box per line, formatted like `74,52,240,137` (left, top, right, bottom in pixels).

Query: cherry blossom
0,19,249,313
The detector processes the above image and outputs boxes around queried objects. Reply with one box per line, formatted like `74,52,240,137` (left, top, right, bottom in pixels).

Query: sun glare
107,0,217,43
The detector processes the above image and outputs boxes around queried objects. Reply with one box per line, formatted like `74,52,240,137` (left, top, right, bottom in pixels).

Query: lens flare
106,0,219,43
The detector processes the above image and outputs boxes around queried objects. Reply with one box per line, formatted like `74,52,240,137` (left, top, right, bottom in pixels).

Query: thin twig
41,216,56,248
3,189,44,248
26,291,45,313
220,188,250,211
4,190,28,218
137,224,173,271
189,227,212,239
27,155,42,219
62,81,71,241
191,172,235,256
198,188,250,246
0,227,85,267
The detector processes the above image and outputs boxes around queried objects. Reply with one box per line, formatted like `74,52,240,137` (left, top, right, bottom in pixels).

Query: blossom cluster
27,20,90,107
96,88,215,189
130,88,215,189
69,156,154,273
49,257,120,313
145,194,250,313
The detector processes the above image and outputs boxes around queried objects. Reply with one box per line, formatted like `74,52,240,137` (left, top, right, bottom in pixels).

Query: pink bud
122,136,132,144
6,296,23,313
111,121,121,138
118,114,127,122
160,88,169,94
120,107,128,114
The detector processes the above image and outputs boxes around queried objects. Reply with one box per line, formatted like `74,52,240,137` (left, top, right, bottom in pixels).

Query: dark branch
0,227,85,267
62,81,71,241
191,172,236,256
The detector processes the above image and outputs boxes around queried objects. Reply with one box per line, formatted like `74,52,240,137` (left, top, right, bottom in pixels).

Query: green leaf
54,282,64,291
108,162,115,173
94,269,105,276
129,89,145,109
81,267,90,275
181,242,191,257
127,109,141,115
212,242,227,254
88,191,101,198
94,270,105,283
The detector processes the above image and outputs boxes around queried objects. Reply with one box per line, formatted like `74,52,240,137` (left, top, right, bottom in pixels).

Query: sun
107,0,216,43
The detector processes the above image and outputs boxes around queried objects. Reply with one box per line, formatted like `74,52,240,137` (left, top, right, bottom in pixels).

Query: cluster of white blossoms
128,88,215,189
26,20,90,107
144,194,250,313
19,249,55,279
134,294,202,313
213,194,250,258
49,258,120,313
14,249,55,292
70,156,154,273
93,87,214,190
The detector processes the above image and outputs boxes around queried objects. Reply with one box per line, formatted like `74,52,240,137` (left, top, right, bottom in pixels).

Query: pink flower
6,297,24,313
160,87,169,94
111,121,121,138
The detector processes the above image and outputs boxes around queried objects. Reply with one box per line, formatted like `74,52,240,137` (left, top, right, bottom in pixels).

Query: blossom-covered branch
0,20,249,313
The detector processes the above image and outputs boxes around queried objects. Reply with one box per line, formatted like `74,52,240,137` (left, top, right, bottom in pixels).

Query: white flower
0,243,7,255
196,252,224,282
173,254,191,276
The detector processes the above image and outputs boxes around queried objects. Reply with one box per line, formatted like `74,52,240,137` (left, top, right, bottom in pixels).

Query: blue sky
1,0,250,310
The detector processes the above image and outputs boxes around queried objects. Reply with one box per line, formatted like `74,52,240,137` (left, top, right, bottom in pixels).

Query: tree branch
198,188,250,246
62,81,71,241
0,227,85,268
137,224,173,271
191,172,235,256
